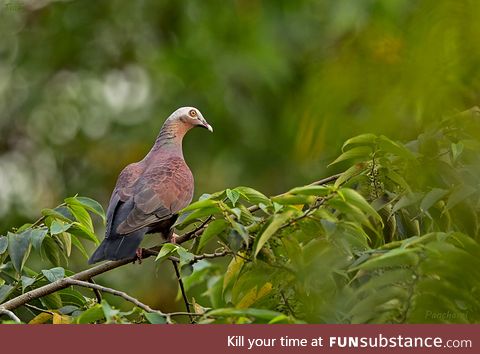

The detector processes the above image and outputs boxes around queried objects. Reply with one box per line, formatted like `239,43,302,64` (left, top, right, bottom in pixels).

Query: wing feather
116,157,194,235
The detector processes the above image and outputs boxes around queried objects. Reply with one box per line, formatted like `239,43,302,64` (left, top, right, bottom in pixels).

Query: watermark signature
425,310,470,321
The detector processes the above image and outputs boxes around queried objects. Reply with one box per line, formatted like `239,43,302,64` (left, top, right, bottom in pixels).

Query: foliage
1,111,478,324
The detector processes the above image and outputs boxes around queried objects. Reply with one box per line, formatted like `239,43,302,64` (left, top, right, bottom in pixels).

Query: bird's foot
133,248,144,264
167,232,178,244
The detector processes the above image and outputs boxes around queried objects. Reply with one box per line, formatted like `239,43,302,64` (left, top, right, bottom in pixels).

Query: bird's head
170,106,213,133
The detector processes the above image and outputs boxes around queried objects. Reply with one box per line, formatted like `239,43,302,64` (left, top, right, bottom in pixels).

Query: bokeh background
1,0,480,313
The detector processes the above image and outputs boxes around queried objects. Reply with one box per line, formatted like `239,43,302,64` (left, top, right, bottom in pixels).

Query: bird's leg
167,231,179,244
133,248,144,264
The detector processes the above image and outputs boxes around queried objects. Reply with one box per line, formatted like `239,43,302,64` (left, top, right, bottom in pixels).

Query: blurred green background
1,0,479,312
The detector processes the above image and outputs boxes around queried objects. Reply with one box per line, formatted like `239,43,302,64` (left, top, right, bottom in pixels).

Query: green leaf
76,304,105,324
355,268,414,296
0,236,7,254
342,133,377,151
75,197,106,224
21,276,35,292
177,206,222,227
234,186,271,205
155,243,178,262
224,229,241,253
42,267,65,283
271,194,316,205
58,305,79,315
352,248,420,271
392,193,424,214
25,228,49,250
58,288,87,307
269,315,292,324
56,232,72,257
378,135,416,160
41,292,63,310
68,222,99,245
254,211,294,257
232,221,249,245
420,188,448,213
446,185,476,211
288,185,331,196
182,199,219,212
70,235,89,259
8,231,32,273
226,189,240,207
328,146,372,166
66,200,94,232
144,312,167,324
385,170,410,191
335,163,365,188
102,300,119,323
41,236,64,267
50,220,73,235
223,256,245,291
338,188,382,223
328,198,372,229
181,263,194,277
177,247,195,264
183,261,217,291
205,307,285,321
16,223,33,233
41,208,72,223
0,284,14,303
451,142,464,162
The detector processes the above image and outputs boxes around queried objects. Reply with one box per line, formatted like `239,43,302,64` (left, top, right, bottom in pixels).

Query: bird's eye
189,109,197,118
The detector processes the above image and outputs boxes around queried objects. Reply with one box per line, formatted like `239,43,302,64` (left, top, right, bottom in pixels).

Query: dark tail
88,231,145,264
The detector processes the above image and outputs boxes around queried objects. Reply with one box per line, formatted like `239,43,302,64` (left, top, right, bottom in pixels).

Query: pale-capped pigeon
88,107,213,264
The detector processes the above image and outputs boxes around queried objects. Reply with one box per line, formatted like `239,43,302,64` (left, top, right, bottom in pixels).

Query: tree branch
0,308,21,323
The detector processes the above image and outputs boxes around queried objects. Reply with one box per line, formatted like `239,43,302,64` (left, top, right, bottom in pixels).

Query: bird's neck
146,120,190,159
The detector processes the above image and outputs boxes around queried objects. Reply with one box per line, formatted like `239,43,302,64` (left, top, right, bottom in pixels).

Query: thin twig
25,303,55,316
168,311,204,317
88,278,102,303
279,198,326,231
280,291,295,317
0,309,21,323
182,216,213,241
171,261,193,323
169,250,230,264
65,278,173,324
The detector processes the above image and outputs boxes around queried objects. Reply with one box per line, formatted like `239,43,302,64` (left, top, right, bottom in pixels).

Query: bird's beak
203,122,213,132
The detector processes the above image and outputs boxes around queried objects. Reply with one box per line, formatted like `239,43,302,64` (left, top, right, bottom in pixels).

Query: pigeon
88,107,213,264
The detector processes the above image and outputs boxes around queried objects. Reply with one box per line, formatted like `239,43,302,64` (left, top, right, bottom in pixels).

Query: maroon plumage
89,107,213,264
